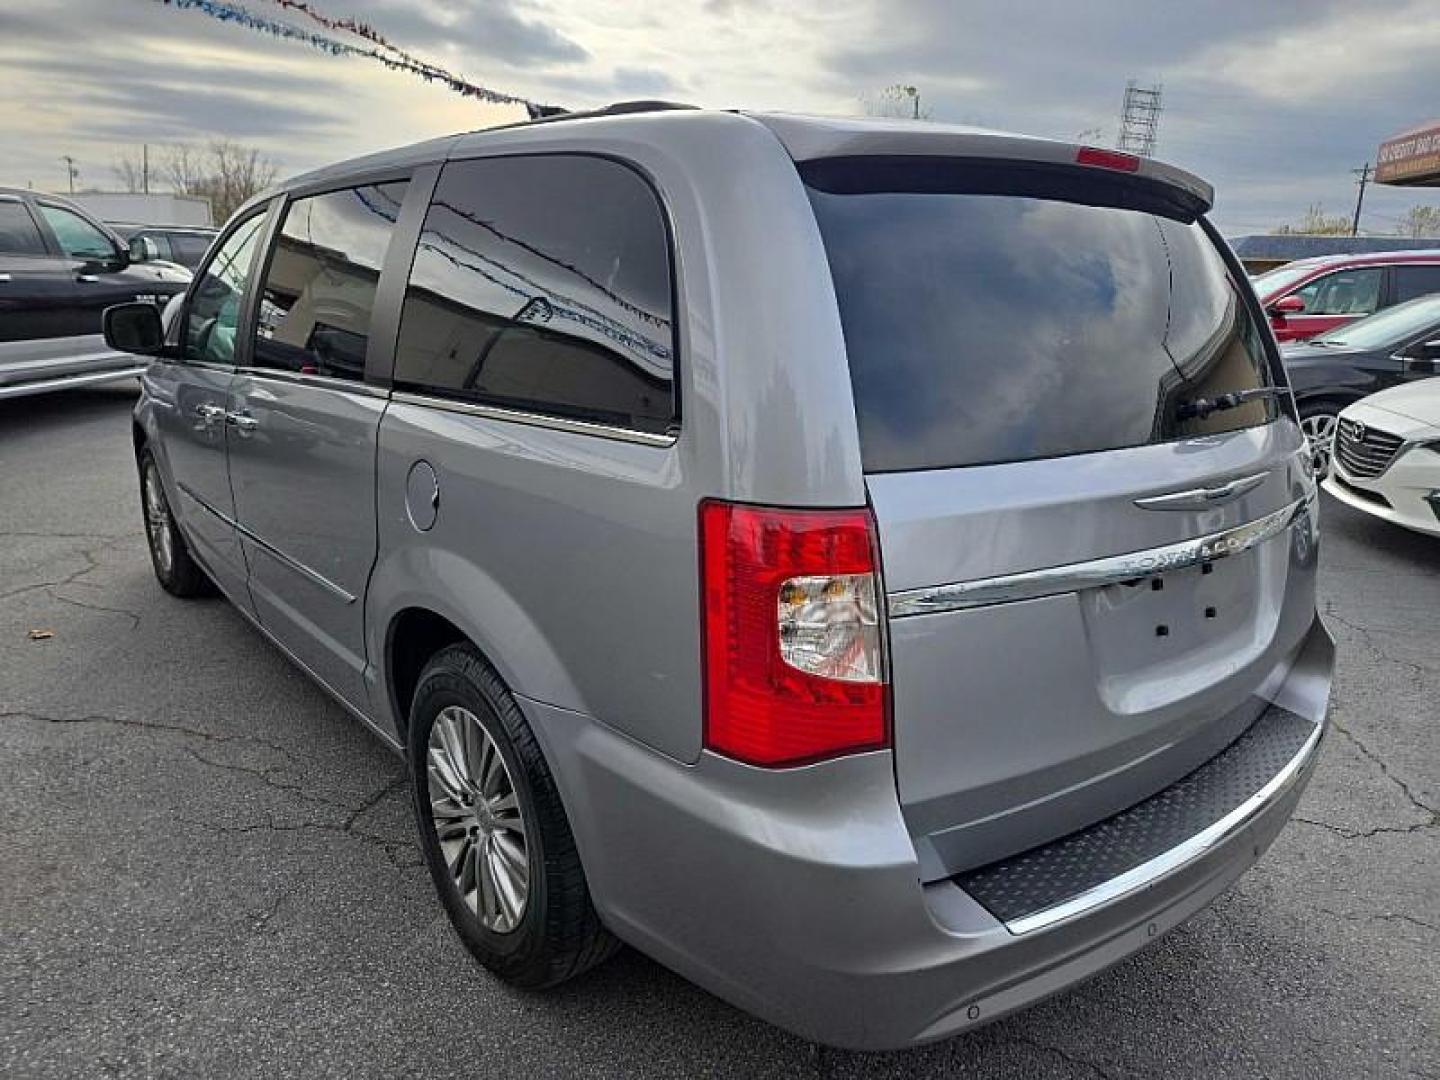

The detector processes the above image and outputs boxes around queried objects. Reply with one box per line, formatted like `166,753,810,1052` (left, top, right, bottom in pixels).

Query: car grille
1335,418,1404,479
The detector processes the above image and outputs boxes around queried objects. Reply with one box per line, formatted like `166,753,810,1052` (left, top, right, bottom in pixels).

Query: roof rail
494,100,699,132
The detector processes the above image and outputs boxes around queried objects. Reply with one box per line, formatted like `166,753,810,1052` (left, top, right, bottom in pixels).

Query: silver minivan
102,104,1334,1050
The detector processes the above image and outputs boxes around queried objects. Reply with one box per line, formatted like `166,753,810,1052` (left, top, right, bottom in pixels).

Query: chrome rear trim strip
1006,715,1323,935
888,496,1310,618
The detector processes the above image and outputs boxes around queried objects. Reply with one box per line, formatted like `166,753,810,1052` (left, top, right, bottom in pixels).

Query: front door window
37,204,114,262
183,213,267,366
1293,267,1383,316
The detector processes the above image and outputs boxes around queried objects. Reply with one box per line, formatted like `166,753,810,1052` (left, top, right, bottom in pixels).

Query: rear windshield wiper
1177,386,1290,421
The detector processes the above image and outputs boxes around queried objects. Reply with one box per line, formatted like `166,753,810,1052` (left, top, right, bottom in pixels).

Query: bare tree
860,84,931,120
1396,205,1440,238
1271,204,1353,236
203,139,278,222
163,143,204,195
113,151,146,193
163,139,278,223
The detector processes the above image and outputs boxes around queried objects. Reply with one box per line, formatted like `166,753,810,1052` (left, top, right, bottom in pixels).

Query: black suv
0,187,190,399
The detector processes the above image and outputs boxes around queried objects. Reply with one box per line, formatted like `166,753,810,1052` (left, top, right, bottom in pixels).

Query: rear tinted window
171,235,213,264
805,158,1278,472
394,154,675,435
1393,264,1440,303
0,201,46,256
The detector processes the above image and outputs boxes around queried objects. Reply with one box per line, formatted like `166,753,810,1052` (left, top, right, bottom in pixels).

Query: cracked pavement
2,387,1437,1079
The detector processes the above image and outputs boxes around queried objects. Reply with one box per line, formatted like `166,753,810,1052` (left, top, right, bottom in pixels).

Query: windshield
805,157,1279,473
1250,260,1325,299
1313,293,1440,350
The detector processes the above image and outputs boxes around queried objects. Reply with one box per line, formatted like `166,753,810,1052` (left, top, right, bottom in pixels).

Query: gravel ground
2,385,1436,1079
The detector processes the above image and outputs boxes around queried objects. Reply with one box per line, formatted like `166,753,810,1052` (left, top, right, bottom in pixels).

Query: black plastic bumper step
954,703,1317,928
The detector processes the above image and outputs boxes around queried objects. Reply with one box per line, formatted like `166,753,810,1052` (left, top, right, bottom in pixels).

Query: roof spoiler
755,114,1215,217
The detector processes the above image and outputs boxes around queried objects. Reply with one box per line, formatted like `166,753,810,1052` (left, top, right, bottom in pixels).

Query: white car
1324,380,1440,537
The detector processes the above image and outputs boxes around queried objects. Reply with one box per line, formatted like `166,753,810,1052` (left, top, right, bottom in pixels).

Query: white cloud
1178,0,1440,104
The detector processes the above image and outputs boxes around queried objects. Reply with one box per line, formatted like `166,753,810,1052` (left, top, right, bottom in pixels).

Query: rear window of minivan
804,157,1278,473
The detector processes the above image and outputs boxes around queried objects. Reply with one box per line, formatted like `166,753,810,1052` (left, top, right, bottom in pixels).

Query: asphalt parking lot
1,385,1436,1079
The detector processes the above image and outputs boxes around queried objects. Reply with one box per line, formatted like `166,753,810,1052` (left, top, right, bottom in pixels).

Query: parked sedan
1281,293,1440,474
1324,380,1440,538
1,187,190,399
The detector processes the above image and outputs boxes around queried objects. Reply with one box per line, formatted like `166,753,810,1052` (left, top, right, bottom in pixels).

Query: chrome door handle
193,403,226,425
226,411,259,434
76,274,99,283
0,273,11,283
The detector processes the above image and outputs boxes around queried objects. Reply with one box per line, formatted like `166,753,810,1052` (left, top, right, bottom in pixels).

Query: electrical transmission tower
1116,81,1163,157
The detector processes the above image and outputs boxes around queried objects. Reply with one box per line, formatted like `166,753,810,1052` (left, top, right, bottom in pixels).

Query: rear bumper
521,615,1332,1051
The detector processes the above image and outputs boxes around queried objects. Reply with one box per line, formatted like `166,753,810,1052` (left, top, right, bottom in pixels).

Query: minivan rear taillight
699,501,889,767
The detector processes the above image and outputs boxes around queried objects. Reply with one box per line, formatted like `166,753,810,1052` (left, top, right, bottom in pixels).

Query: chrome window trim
233,366,390,399
391,389,678,448
888,495,1312,618
1006,715,1324,935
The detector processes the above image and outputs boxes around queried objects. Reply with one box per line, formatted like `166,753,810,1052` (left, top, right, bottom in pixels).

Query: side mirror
103,301,165,356
129,236,160,263
1269,295,1306,316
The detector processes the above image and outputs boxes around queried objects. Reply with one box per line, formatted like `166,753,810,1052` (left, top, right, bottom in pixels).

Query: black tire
137,445,211,598
408,643,617,988
1298,401,1342,480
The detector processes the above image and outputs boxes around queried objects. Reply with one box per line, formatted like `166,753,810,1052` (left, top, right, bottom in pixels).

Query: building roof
1227,235,1440,261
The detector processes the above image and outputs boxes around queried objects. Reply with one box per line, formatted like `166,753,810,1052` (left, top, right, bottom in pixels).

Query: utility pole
903,85,920,119
60,155,78,194
1351,162,1371,237
143,143,150,194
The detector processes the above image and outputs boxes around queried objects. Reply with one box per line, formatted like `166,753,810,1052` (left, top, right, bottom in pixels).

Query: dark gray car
102,105,1333,1050
111,223,218,271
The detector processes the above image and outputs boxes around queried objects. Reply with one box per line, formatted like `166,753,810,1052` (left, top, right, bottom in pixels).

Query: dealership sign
1376,119,1440,185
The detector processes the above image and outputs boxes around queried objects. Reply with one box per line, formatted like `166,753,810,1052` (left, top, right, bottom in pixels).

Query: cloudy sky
2,0,1438,235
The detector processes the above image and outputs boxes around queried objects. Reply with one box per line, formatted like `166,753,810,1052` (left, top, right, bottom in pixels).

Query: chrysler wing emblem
1134,472,1268,511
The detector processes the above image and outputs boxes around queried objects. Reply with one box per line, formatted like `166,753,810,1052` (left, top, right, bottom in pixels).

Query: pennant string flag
152,0,558,112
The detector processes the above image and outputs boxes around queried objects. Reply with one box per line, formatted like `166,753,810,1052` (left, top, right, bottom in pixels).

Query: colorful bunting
153,0,553,111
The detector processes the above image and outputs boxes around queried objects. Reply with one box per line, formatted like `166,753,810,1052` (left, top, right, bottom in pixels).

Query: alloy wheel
426,705,530,933
142,461,174,576
1300,412,1338,478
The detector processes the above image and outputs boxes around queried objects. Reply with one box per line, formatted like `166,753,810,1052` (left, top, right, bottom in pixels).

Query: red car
1251,249,1440,342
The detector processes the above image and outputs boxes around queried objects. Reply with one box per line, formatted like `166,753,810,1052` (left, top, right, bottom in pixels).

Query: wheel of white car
1299,405,1340,479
